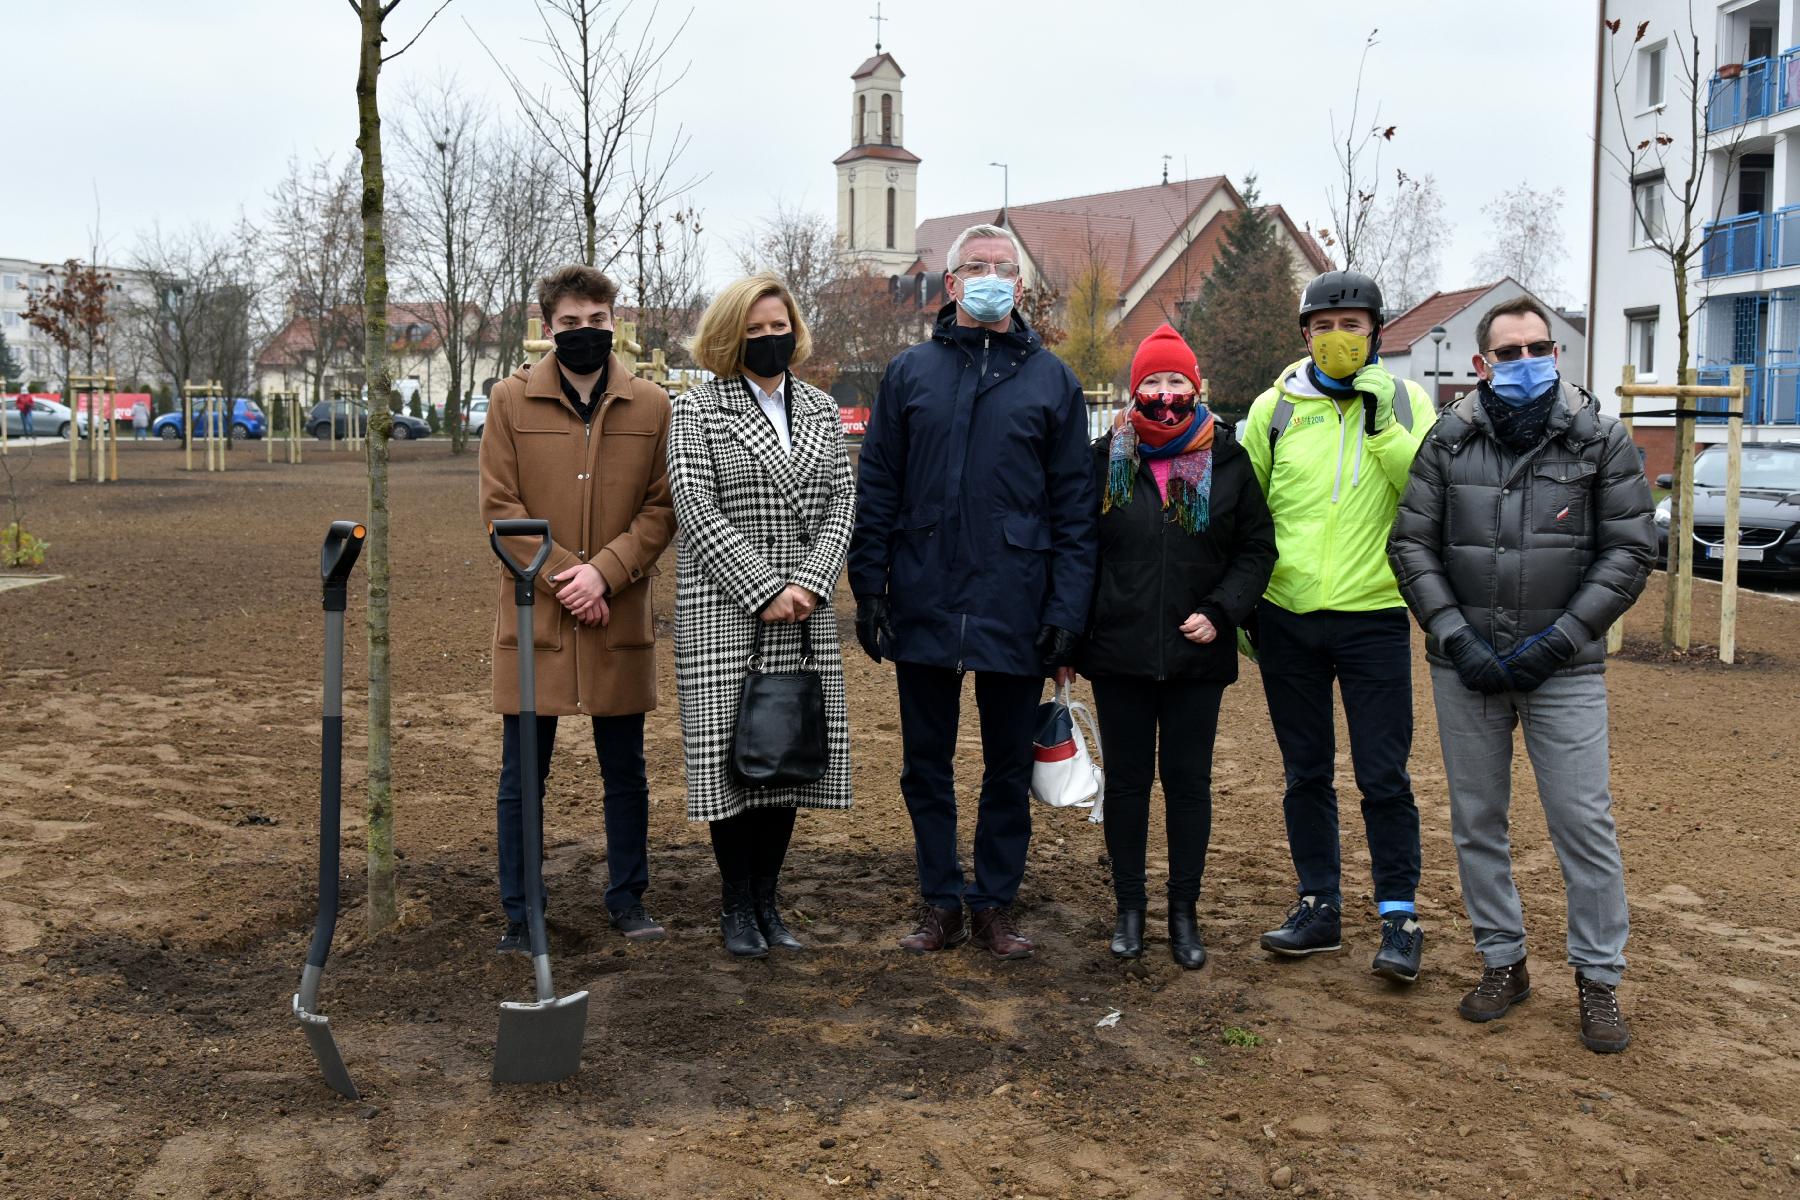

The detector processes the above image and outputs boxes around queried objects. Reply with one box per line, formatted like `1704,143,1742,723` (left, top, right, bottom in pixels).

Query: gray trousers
1429,666,1629,985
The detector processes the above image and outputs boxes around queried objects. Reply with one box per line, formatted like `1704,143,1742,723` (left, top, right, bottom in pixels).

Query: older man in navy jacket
850,223,1098,960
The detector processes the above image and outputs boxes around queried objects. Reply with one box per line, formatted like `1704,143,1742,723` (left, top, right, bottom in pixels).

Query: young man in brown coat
479,264,676,951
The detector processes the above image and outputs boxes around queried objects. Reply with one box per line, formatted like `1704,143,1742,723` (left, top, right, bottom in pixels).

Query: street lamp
1430,325,1448,401
990,162,1009,226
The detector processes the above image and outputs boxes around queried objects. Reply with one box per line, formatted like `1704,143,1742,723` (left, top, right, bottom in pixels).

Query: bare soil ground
1,441,1797,1199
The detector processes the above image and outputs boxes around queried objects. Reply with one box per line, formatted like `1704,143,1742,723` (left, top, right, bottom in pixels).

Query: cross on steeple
871,1,887,52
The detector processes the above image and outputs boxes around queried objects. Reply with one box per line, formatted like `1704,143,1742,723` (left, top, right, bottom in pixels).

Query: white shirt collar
745,375,786,406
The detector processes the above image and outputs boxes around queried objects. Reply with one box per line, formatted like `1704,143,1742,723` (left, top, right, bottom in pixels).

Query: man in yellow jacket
1242,270,1433,984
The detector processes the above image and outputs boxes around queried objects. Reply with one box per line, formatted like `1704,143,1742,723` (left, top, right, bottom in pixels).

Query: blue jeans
19,412,33,437
495,712,648,923
1257,601,1420,910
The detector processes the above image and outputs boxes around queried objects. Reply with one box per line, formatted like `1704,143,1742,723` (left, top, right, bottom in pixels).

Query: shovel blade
292,994,360,1100
492,990,589,1084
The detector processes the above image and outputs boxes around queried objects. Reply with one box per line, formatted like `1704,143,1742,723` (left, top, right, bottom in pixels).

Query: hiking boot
610,903,666,941
971,906,1036,959
752,877,804,951
1110,909,1145,959
1259,896,1343,957
899,905,968,953
1371,913,1423,984
719,882,769,959
1168,905,1207,970
496,920,528,955
1577,973,1631,1053
1458,958,1531,1022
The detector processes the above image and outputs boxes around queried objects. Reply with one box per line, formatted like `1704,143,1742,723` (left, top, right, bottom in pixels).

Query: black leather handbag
730,615,829,788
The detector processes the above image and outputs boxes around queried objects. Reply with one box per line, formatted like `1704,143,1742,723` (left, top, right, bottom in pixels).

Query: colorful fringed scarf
1103,403,1217,533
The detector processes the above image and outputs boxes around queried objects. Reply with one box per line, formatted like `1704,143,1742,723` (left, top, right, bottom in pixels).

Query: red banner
838,405,870,437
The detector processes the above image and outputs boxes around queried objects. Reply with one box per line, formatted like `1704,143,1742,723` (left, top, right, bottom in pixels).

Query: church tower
834,38,920,275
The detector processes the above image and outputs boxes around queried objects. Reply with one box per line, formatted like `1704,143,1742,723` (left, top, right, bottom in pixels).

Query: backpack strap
1393,379,1415,430
1268,396,1295,456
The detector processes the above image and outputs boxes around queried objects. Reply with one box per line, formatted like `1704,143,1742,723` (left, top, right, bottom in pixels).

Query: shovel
488,518,590,1084
292,519,366,1100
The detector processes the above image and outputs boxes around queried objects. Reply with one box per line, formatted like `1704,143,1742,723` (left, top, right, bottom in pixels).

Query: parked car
306,400,431,441
467,396,488,437
1656,442,1800,580
151,398,268,442
3,397,74,439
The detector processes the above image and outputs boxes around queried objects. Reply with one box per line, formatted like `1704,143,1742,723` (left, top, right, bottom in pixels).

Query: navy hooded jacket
848,302,1098,676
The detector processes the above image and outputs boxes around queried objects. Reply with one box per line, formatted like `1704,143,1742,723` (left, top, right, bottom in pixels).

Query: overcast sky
8,0,1599,306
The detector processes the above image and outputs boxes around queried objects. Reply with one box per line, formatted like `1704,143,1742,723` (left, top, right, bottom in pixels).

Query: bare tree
352,0,451,934
268,156,364,409
625,154,707,367
479,128,575,388
127,221,266,432
1318,29,1398,270
23,258,116,483
1602,7,1746,649
392,76,497,453
1472,182,1572,303
474,0,695,270
1361,169,1450,313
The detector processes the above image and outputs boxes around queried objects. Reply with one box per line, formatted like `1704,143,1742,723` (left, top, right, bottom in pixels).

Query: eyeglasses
1484,340,1556,362
953,260,1021,279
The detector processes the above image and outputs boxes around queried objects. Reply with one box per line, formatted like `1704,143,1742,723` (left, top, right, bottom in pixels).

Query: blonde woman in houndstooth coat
669,273,856,959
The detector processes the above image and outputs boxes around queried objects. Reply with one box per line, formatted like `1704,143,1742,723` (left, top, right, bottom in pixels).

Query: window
886,187,896,249
881,94,893,145
1627,309,1659,381
1,310,18,328
1640,42,1665,108
855,94,866,146
848,190,856,249
1632,177,1665,246
1,274,16,291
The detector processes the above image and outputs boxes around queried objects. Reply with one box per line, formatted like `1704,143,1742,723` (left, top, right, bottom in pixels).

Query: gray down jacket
1387,381,1655,675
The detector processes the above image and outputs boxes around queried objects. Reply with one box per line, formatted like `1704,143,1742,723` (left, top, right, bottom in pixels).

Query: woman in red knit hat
1064,323,1277,967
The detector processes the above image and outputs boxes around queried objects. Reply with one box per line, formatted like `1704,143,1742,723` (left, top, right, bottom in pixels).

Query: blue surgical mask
957,274,1016,324
1488,355,1558,406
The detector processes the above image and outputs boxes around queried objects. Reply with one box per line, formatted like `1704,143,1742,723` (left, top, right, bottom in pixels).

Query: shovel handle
320,520,366,612
489,519,554,606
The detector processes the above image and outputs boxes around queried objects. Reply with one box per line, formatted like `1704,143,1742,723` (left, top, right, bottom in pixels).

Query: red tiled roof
1381,282,1501,351
851,52,904,79
834,143,922,165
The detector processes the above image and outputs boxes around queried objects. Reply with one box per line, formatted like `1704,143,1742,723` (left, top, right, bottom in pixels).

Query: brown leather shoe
970,906,1035,959
1458,958,1531,1022
1576,973,1631,1053
899,905,967,953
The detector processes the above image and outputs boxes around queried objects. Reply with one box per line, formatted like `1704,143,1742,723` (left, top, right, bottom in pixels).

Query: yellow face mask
1309,330,1371,381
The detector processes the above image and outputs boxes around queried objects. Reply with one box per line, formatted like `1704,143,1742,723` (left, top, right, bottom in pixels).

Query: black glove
1441,625,1512,695
854,597,892,663
1034,624,1079,673
1500,624,1578,694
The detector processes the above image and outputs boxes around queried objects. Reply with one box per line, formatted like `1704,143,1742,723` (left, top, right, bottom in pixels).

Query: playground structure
180,381,228,474
522,316,690,396
266,390,304,464
327,389,366,454
66,373,119,484
1611,364,1749,664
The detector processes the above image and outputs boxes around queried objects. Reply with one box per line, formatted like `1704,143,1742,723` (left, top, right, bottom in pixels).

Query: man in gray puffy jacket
1388,295,1654,1054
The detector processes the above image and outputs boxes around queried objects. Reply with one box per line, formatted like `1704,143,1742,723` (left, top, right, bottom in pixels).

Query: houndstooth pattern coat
668,374,856,822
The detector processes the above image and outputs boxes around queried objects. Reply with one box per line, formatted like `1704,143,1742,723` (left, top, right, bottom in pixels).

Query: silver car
467,396,488,437
3,397,75,439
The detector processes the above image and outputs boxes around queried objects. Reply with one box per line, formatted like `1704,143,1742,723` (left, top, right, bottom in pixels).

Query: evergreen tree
0,330,20,384
1183,175,1305,421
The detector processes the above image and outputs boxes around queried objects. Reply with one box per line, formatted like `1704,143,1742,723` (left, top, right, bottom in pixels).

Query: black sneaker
611,903,666,941
496,920,528,955
1371,913,1423,984
1259,896,1343,957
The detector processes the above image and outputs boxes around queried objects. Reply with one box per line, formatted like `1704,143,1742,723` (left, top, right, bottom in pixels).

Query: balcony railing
1707,54,1789,131
1693,363,1800,423
1698,204,1800,277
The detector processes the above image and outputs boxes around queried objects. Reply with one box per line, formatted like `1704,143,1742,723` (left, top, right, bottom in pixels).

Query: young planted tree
23,259,115,484
1319,29,1398,271
1472,182,1572,304
352,0,451,933
1603,8,1745,649
1183,177,1304,419
481,128,574,388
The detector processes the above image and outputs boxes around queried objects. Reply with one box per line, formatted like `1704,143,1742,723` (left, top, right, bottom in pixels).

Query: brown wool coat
479,351,675,717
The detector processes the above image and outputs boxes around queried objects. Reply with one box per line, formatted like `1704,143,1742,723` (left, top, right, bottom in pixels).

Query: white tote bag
1029,683,1106,821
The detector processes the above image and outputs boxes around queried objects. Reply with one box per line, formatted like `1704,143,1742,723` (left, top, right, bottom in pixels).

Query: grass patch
1221,1026,1262,1048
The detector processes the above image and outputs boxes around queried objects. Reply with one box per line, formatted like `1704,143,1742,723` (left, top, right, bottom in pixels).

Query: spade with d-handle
292,519,366,1100
488,518,590,1084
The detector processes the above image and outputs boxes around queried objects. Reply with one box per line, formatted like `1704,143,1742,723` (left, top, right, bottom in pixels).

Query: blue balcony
1702,211,1768,276
1693,363,1800,423
1708,56,1777,131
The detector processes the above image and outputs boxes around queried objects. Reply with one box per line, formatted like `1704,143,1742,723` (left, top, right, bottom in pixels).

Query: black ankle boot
1168,904,1207,970
720,881,769,958
752,876,803,951
1110,908,1145,959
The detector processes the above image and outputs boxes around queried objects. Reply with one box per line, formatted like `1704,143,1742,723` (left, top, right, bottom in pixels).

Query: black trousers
495,713,649,923
708,807,797,884
1088,677,1224,908
894,661,1042,911
1256,601,1420,909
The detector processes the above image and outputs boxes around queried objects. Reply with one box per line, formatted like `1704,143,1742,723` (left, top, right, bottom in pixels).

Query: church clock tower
834,39,920,275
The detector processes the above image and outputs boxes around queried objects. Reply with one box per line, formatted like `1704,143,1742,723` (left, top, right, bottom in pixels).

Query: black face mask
742,332,796,380
554,326,613,375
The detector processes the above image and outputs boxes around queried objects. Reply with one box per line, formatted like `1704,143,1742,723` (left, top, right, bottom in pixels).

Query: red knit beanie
1129,323,1202,395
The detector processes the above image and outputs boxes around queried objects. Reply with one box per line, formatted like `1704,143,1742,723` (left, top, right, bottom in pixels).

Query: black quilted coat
1387,382,1655,675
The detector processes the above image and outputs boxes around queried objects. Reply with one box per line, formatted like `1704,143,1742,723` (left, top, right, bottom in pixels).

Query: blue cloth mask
958,274,1016,324
1488,355,1558,406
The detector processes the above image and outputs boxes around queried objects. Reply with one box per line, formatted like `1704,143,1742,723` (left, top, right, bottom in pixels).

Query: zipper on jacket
1330,406,1350,504
1156,492,1169,682
955,613,968,675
